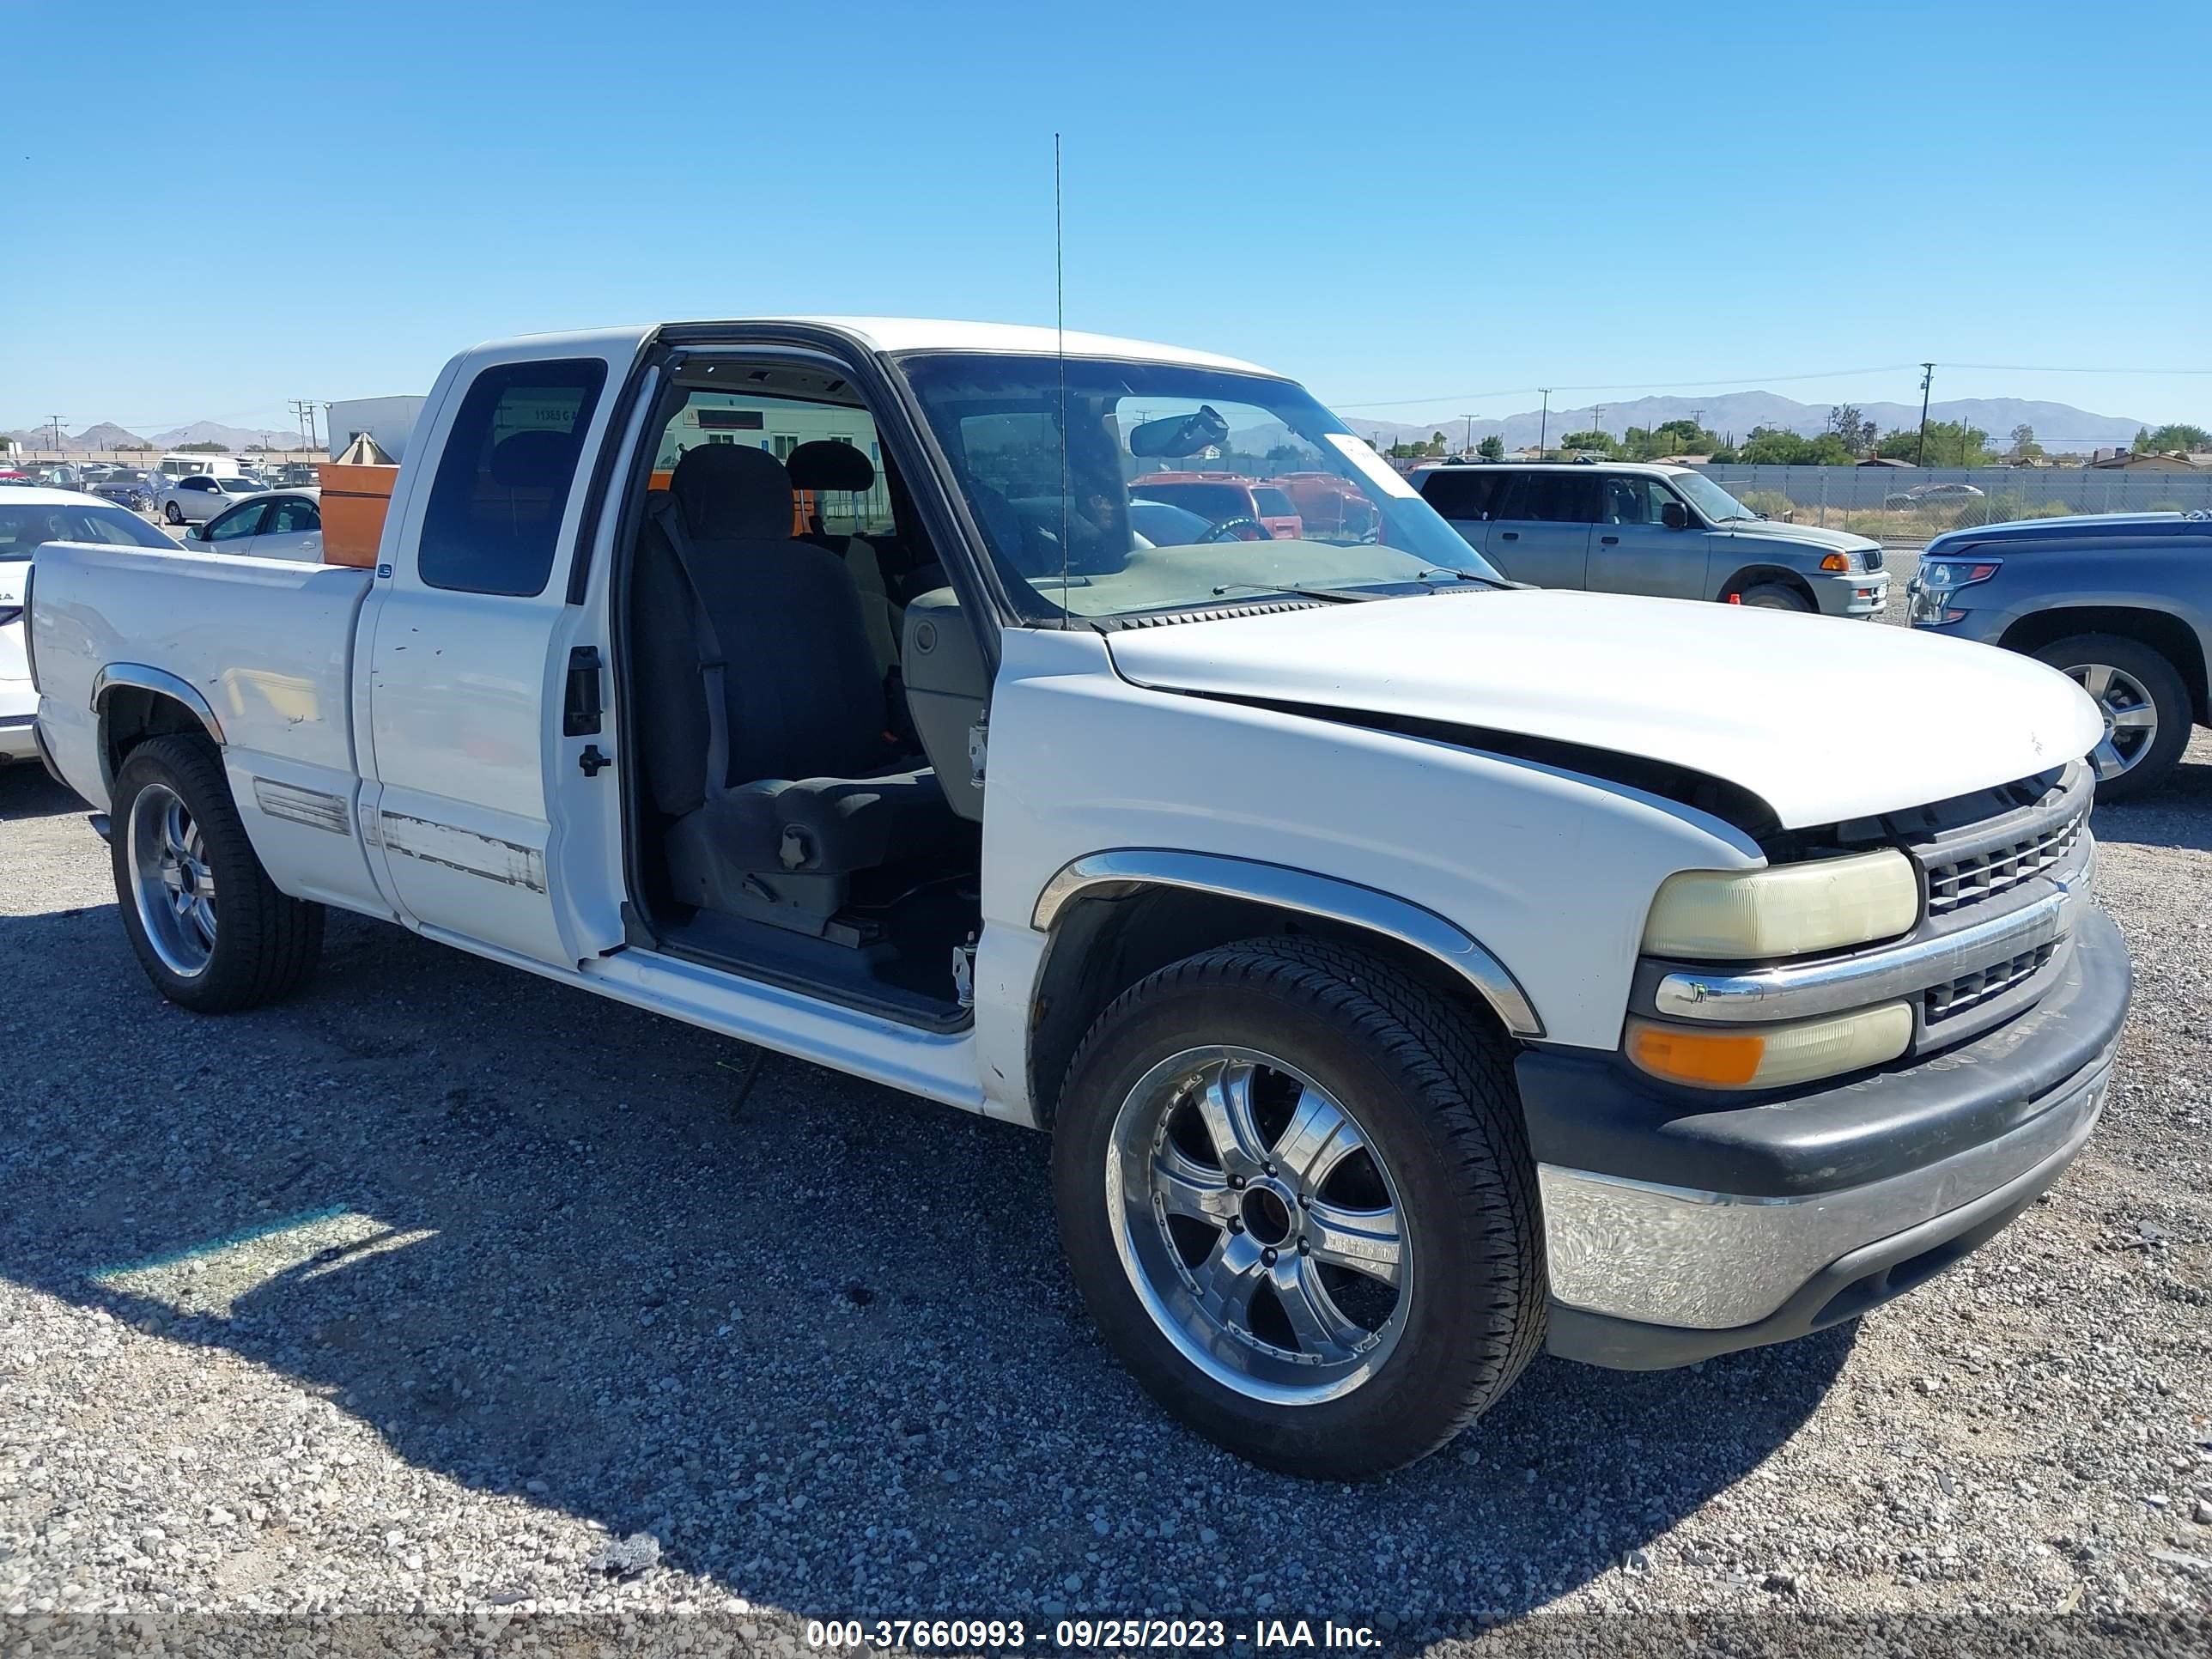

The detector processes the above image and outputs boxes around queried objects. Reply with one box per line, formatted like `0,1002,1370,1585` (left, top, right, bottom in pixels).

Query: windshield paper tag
1323,433,1421,500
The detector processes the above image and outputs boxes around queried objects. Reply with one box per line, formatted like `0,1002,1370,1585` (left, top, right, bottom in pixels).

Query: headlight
1641,849,1918,959
1626,1003,1912,1090
1908,557,2002,627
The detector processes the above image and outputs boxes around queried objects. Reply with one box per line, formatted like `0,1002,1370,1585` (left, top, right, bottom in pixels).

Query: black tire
1735,580,1812,612
163,501,184,525
2031,633,2191,800
110,734,325,1012
1052,936,1545,1479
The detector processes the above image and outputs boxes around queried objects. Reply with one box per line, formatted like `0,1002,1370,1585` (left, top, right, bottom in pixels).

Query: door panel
361,341,638,968
1587,476,1707,599
1485,472,1594,588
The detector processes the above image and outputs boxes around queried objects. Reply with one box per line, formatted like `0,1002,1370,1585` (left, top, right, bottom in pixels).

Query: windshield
901,353,1500,621
0,502,177,558
1671,471,1755,524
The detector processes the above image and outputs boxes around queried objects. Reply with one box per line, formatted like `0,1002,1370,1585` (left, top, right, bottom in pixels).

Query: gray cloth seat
787,439,902,674
632,445,963,927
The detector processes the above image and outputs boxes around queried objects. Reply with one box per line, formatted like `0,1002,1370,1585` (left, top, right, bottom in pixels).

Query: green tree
1476,433,1504,461
175,440,231,453
1826,404,1876,456
2008,424,2045,460
1874,421,1992,466
2134,422,2212,453
1557,429,1615,454
1737,427,1854,466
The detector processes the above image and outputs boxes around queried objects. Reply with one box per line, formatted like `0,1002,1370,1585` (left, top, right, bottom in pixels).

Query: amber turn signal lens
1819,552,1850,572
1626,1024,1767,1087
1626,1004,1913,1091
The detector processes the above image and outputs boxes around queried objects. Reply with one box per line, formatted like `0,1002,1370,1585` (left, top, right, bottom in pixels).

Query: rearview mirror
1659,500,1689,530
183,524,204,541
1127,404,1229,459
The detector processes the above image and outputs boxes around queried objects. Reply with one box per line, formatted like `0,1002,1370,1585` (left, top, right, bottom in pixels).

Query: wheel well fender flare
92,665,226,797
1031,848,1543,1038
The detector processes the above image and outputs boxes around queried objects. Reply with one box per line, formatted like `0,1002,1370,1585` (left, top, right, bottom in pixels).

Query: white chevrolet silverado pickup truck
27,319,2129,1478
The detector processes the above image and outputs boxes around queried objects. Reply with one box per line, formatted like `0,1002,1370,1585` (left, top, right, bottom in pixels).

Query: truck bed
32,541,374,810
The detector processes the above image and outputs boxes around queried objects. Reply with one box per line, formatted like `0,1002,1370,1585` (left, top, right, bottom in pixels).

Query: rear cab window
418,359,608,596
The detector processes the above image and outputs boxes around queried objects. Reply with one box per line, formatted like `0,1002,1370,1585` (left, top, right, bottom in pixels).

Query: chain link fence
1689,464,2212,541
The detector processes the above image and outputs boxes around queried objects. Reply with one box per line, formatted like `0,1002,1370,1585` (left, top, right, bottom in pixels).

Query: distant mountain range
4,419,309,452
1334,393,2149,455
10,392,2154,459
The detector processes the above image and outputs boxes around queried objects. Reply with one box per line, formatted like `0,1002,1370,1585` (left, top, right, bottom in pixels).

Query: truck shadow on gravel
2087,748,2212,854
0,896,1851,1626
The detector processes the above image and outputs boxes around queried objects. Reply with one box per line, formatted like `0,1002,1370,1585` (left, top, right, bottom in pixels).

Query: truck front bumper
1522,904,2129,1370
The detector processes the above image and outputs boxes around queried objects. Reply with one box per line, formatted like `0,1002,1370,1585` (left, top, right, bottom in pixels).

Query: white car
26,319,2128,1478
184,487,323,562
157,473,267,525
0,487,179,765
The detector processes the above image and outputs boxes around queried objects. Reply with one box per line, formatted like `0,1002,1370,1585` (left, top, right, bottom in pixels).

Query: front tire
1052,937,1544,1478
2032,634,2190,800
111,734,325,1012
1735,580,1812,611
163,501,184,525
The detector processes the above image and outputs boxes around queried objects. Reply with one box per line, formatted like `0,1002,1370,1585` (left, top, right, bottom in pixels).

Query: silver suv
1417,461,1887,617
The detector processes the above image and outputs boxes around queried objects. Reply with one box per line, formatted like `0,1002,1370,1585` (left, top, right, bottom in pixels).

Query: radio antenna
1054,131,1072,629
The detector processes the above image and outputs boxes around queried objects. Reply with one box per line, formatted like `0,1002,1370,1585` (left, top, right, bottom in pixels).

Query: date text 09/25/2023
806,1616,1385,1650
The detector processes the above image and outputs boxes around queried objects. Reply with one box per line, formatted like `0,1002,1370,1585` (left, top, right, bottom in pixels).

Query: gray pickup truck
1415,460,1888,617
1908,512,2212,799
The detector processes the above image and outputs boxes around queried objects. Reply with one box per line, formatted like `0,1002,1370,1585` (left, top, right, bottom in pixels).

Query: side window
1419,468,1501,521
1494,472,1595,522
1527,474,1600,524
205,502,269,542
418,357,607,596
266,497,320,534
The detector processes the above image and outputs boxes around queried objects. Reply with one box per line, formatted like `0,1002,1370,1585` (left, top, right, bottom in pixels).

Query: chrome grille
1925,941,2059,1023
1924,805,2086,915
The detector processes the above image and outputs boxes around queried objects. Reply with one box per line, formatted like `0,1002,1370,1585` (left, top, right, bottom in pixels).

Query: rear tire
1735,580,1811,612
110,734,325,1012
1052,936,1545,1479
2031,633,2190,800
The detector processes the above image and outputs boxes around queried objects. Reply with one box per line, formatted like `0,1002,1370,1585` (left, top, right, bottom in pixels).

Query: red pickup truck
1127,471,1304,540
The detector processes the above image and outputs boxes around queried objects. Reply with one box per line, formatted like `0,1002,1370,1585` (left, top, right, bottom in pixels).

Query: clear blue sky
6,0,2209,435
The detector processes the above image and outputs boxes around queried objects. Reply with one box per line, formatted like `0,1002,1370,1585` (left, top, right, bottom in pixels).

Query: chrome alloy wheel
2067,661,2159,781
127,781,218,977
1105,1046,1410,1405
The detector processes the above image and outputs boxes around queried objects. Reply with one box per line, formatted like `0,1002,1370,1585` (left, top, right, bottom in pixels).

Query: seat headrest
489,428,580,489
786,440,876,494
671,445,793,540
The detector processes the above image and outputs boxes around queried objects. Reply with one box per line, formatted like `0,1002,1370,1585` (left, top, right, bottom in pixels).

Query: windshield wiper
1414,568,1504,587
1210,580,1385,605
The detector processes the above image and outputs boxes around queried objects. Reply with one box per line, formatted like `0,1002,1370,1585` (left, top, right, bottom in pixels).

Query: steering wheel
1197,515,1273,544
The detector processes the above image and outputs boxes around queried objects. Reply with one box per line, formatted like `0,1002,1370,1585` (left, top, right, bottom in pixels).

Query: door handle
1499,531,1519,542
1600,535,1620,544
563,645,604,736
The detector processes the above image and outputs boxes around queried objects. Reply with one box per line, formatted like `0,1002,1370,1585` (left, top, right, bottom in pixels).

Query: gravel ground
3,587,2210,1655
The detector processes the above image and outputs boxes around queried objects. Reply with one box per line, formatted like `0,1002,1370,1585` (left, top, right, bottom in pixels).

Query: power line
1335,359,2212,414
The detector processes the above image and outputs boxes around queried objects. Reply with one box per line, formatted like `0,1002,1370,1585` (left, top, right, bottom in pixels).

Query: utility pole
1463,414,1472,456
1916,363,1936,467
46,415,65,450
1538,389,1551,458
1593,404,1606,446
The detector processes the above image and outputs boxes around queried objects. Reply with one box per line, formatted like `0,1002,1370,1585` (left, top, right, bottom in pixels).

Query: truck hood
1103,589,2102,830
1711,519,1880,554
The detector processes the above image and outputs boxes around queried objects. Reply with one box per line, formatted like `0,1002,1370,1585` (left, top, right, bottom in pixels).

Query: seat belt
649,496,732,795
